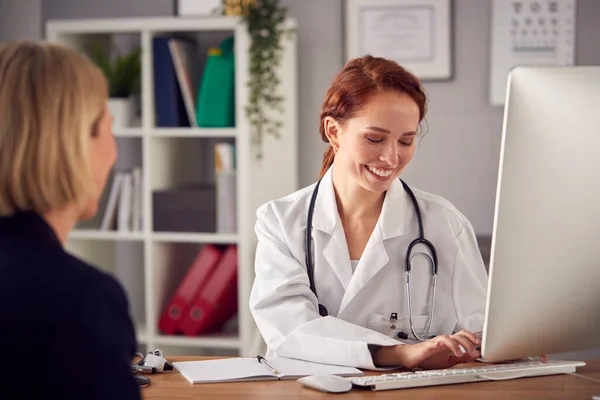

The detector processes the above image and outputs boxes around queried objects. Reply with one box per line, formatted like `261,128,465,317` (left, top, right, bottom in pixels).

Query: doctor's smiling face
318,55,427,193
323,90,420,193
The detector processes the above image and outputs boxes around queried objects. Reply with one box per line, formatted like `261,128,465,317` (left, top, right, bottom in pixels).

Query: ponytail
318,145,335,179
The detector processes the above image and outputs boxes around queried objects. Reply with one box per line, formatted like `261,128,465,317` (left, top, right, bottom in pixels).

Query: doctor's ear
323,116,343,151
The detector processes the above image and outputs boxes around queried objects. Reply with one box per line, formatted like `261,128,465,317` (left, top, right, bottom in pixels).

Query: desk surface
142,357,600,399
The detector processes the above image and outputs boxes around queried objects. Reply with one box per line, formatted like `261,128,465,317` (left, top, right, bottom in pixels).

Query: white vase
108,97,134,128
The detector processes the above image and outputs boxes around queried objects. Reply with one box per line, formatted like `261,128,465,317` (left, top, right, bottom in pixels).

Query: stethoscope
305,177,439,342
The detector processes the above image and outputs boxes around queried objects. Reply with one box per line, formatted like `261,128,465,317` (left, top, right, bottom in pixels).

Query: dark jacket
0,211,141,399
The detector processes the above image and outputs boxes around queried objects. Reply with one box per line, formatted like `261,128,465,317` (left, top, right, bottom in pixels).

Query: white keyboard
348,360,586,391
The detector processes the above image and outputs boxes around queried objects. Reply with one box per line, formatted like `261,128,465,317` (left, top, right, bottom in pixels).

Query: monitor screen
481,65,600,362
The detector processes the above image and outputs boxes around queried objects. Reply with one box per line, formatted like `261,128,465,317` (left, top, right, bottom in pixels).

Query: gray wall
42,0,173,20
401,0,504,236
0,0,172,40
285,0,600,236
40,0,174,333
2,0,599,361
0,0,41,41
5,0,598,235
280,0,344,191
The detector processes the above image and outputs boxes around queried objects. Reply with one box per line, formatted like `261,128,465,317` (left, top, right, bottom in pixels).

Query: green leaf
85,39,141,98
231,0,289,159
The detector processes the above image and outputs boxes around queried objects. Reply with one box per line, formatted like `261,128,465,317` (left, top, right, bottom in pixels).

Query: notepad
173,357,364,384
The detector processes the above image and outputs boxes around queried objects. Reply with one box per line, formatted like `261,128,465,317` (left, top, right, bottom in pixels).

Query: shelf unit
46,16,298,357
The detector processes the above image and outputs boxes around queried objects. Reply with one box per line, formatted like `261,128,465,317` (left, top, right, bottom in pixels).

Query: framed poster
489,0,576,106
176,0,222,16
345,0,452,80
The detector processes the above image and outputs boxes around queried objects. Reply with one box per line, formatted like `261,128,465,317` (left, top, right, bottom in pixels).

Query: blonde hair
0,40,108,216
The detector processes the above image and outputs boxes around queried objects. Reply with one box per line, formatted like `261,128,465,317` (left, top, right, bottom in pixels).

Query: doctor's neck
331,165,385,220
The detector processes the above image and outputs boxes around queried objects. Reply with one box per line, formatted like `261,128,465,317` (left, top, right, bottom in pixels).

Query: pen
256,355,279,375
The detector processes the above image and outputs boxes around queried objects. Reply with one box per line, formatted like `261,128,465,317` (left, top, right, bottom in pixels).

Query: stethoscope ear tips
397,331,409,340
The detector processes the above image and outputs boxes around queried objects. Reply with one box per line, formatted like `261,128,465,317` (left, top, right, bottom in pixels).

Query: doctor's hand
385,330,481,370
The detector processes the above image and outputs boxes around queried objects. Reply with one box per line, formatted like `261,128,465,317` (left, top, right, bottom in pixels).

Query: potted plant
222,0,292,159
86,40,141,127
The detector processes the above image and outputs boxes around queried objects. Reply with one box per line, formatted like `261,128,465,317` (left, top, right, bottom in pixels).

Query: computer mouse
297,374,353,393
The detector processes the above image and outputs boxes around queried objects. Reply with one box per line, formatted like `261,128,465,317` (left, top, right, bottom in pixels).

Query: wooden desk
141,357,600,399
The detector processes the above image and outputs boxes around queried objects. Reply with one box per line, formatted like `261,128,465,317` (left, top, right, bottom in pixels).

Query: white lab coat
249,166,488,370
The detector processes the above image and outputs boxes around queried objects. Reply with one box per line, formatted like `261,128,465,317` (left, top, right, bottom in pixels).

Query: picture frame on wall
345,0,453,80
176,0,222,16
488,0,576,106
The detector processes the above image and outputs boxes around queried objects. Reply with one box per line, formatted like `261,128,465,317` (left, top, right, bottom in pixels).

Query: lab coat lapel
313,167,353,290
339,178,407,314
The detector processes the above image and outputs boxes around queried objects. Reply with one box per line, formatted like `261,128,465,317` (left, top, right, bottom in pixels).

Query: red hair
317,55,427,179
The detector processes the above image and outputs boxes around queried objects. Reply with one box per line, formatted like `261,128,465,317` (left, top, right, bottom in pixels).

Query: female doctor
249,55,489,371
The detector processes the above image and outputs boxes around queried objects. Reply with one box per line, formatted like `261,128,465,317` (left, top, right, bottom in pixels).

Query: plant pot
108,97,135,127
224,0,255,15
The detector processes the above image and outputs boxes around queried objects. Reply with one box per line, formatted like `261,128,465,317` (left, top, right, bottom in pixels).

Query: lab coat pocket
366,313,430,340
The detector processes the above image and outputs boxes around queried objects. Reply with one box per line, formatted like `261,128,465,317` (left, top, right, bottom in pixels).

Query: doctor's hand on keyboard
374,330,482,369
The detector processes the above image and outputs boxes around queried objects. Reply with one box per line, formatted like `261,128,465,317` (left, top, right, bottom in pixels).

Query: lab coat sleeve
452,221,489,333
249,204,400,370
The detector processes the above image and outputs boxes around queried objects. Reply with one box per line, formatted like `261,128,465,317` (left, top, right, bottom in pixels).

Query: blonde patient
0,41,140,399
0,42,116,236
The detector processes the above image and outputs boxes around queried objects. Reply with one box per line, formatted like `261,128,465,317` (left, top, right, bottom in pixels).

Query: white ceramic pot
108,97,134,127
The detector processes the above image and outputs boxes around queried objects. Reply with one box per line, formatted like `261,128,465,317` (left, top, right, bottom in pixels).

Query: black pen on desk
256,355,279,374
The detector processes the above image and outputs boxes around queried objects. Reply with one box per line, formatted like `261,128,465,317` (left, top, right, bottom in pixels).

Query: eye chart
489,0,576,106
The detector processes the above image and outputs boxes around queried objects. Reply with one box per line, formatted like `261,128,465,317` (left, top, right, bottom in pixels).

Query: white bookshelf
47,16,298,357
150,128,238,138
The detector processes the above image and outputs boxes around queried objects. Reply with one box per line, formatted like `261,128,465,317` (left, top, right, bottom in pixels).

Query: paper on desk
268,356,363,379
173,356,363,384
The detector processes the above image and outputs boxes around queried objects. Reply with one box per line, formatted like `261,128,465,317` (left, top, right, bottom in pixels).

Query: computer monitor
480,65,600,363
